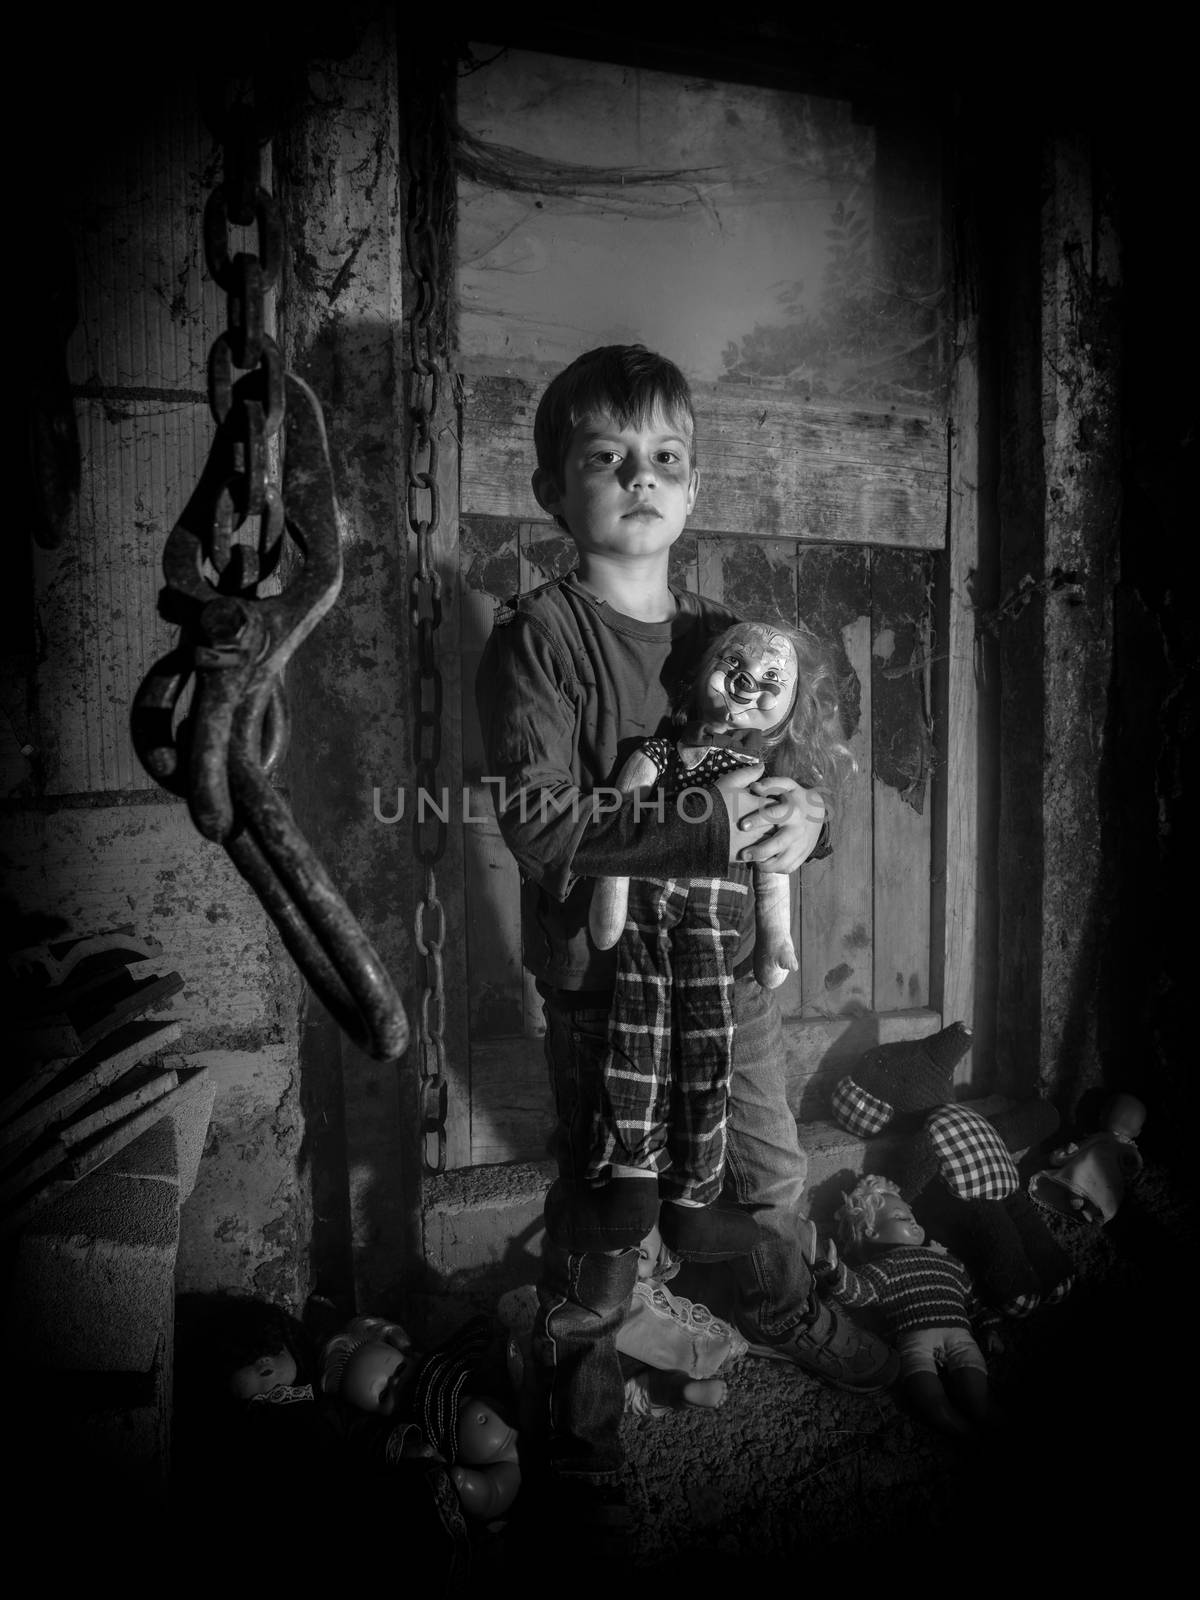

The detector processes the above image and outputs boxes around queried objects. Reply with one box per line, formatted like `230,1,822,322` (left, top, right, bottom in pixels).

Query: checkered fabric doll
830,1022,1074,1317
585,620,852,1262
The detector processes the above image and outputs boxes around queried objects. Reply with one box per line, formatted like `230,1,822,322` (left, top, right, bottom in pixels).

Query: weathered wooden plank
464,800,528,1042
871,549,934,1010
460,517,522,783
794,546,874,1020
713,539,799,629
469,1037,555,1169
786,1007,942,1121
422,376,471,1173
518,520,577,594
934,310,982,1087
462,373,947,548
459,516,529,1046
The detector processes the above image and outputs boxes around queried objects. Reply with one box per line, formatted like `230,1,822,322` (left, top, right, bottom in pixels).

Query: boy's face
532,407,698,562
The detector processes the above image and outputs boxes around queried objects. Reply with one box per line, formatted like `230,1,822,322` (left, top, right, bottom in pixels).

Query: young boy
475,345,898,1539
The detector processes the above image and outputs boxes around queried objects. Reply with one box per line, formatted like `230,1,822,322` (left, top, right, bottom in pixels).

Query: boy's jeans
533,971,814,1480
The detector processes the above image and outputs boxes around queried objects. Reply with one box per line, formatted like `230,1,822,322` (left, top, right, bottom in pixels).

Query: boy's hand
735,778,826,873
715,762,774,864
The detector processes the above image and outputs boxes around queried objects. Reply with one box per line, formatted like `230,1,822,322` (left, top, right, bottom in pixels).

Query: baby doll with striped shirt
820,1175,1004,1439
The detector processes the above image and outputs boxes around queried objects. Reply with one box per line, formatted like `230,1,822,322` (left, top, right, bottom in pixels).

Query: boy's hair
682,619,857,798
533,344,697,483
835,1174,904,1254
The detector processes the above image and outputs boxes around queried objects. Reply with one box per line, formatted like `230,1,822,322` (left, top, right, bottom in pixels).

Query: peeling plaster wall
4,25,312,1307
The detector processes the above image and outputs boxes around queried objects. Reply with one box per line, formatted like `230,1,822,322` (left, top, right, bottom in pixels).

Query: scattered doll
825,1175,1002,1439
325,1313,521,1525
1029,1093,1147,1225
585,619,853,1261
830,1020,1074,1316
321,1313,419,1416
172,1294,471,1581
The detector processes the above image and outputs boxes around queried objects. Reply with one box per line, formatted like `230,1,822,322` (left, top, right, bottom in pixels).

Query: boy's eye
590,449,622,464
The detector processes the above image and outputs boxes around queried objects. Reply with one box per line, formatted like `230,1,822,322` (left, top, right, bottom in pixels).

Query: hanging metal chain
200,88,287,589
404,85,451,1173
132,61,409,1063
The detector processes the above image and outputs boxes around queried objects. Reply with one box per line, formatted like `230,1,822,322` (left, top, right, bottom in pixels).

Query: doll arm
451,1457,521,1520
589,744,669,948
752,867,798,990
813,1237,880,1309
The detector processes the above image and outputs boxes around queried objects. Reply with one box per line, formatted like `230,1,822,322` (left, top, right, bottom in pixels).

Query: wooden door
436,46,978,1168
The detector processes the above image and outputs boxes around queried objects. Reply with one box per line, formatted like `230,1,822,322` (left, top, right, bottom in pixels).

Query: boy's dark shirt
476,571,750,990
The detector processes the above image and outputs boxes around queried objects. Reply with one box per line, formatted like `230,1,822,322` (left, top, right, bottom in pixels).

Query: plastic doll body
450,1396,521,1519
1030,1093,1147,1224
831,1182,1002,1440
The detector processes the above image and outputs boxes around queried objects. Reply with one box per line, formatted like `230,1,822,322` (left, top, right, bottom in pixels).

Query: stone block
6,1169,179,1372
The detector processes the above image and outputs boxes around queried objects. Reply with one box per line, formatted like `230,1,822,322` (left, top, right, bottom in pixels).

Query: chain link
201,75,285,590
404,85,451,1174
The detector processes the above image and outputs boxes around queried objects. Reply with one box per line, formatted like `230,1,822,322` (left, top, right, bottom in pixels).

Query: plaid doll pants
588,875,749,1205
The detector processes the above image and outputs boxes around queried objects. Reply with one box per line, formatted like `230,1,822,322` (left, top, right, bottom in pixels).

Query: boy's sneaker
743,1295,899,1393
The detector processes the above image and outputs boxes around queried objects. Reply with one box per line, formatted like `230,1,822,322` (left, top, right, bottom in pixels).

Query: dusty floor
545,1159,1192,1579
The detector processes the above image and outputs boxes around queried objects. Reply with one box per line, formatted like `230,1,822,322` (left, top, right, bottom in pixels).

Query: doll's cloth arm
477,613,727,901
822,1255,884,1310
751,865,796,989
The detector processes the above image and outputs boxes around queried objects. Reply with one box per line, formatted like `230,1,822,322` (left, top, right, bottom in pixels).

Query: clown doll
585,619,853,1260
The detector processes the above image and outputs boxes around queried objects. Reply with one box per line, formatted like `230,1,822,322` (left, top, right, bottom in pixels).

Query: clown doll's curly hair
680,619,857,800
835,1174,904,1255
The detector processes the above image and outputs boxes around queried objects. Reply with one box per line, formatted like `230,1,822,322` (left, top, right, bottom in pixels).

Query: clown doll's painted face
699,625,798,733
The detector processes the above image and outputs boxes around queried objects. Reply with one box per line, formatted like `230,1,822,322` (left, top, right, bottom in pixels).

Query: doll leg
941,1331,1003,1430
901,1373,973,1439
943,1367,1005,1432
895,1330,970,1437
641,1368,728,1410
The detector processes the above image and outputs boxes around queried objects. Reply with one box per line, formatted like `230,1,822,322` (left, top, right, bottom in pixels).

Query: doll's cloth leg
592,877,683,1179
660,876,748,1205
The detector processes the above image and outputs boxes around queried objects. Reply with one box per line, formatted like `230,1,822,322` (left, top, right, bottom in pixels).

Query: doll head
1104,1093,1146,1141
322,1315,417,1415
831,1021,974,1135
685,620,855,791
173,1293,313,1416
836,1175,926,1255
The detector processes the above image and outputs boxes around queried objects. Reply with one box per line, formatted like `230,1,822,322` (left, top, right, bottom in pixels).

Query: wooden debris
0,926,197,1233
